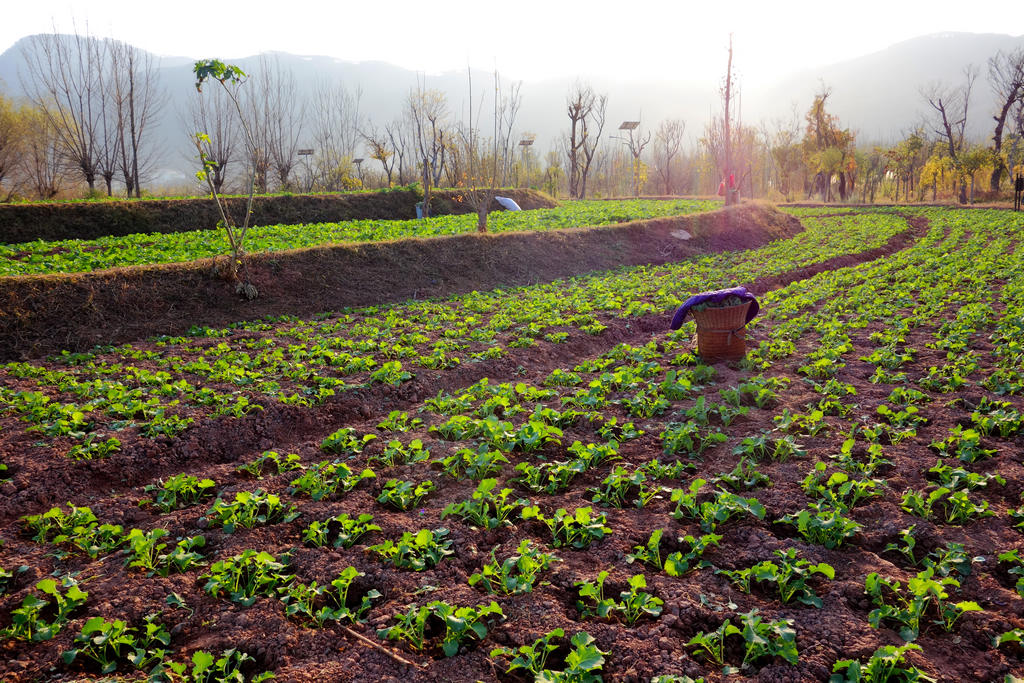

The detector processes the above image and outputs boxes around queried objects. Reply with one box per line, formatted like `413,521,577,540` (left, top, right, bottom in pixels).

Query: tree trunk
990,163,1005,193
422,166,431,217
477,208,488,233
128,71,141,197
990,96,1017,192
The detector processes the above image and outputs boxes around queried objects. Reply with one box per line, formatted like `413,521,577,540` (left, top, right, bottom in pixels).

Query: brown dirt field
2,207,1021,682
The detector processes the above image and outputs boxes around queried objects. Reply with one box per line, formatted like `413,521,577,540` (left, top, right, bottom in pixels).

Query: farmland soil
2,209,1020,682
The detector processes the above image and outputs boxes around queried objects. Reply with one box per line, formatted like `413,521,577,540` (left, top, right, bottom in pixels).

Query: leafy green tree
802,87,856,202
885,130,925,202
960,145,992,202
919,147,954,201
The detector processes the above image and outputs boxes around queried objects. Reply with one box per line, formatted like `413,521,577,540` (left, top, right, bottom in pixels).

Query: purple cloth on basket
669,286,759,330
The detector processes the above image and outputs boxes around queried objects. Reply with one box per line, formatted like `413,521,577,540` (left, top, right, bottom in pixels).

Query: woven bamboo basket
691,300,752,362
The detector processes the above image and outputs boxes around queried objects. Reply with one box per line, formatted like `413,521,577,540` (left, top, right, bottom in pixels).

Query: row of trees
0,31,160,200
2,27,1024,205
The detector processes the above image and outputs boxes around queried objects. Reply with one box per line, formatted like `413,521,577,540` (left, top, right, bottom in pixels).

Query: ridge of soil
0,203,800,361
0,188,558,244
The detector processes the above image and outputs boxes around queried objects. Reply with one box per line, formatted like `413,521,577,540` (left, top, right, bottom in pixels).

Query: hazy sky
3,0,1022,84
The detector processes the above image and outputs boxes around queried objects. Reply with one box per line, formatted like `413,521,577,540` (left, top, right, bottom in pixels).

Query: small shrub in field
491,629,607,681
521,505,612,549
302,513,380,548
369,528,454,571
378,600,504,656
469,539,559,594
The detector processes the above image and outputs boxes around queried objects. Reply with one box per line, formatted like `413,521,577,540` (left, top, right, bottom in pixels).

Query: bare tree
309,77,362,190
542,147,563,197
246,55,304,191
237,59,271,193
563,82,607,199
1012,98,1024,174
406,80,449,216
385,118,412,185
653,118,685,194
20,28,106,193
93,39,120,196
495,78,522,185
458,68,507,232
187,81,238,194
763,108,802,201
311,79,361,158
18,102,65,199
110,39,162,197
443,134,464,189
923,65,977,205
361,123,396,186
987,48,1024,191
618,122,651,197
0,93,20,199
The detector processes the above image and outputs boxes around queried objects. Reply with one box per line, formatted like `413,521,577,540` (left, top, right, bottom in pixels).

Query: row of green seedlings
772,247,1021,506
0,368,215,459
767,216,1018,407
22,210,907,438
735,214,1024,641
0,209,905,464
0,199,717,276
0,572,274,680
494,631,938,682
12,444,851,592
0,354,417,460
733,220,1021,503
458,279,1022,546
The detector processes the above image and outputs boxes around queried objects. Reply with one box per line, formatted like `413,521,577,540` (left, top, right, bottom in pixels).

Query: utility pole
723,34,737,206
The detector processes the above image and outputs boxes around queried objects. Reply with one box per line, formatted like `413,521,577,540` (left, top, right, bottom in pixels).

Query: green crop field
0,199,718,276
0,206,1022,681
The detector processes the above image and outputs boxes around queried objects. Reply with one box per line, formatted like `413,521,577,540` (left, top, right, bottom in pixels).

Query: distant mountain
754,32,1024,142
1,31,1022,187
